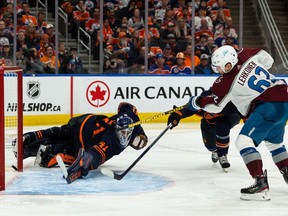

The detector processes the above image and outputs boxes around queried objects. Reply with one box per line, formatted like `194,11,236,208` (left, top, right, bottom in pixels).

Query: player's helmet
211,45,238,73
176,52,185,59
117,102,138,116
116,114,134,148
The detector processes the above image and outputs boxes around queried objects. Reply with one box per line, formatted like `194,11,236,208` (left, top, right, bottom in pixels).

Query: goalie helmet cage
0,67,23,191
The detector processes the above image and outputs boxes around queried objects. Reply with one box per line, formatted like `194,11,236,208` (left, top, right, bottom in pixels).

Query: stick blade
101,168,115,178
113,173,123,180
101,168,124,180
56,155,68,178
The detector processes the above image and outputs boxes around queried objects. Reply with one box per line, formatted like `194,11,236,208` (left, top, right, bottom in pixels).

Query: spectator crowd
0,0,238,75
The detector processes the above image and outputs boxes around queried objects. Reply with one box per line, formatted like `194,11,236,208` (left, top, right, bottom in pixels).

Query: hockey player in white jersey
187,45,288,201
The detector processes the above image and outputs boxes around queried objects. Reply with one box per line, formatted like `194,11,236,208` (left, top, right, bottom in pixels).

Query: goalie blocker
16,102,148,183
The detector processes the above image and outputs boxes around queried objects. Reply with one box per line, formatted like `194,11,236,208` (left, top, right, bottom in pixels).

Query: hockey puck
11,165,18,171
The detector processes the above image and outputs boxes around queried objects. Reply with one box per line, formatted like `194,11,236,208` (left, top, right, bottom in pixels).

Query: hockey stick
56,151,83,184
116,104,187,131
56,155,68,178
101,123,172,180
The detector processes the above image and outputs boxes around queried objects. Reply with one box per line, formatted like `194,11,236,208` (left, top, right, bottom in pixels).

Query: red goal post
0,66,23,191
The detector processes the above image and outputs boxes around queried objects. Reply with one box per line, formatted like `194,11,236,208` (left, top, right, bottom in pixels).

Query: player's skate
218,155,230,173
211,150,218,163
240,170,270,201
12,137,18,158
280,166,288,184
34,144,54,167
12,132,38,158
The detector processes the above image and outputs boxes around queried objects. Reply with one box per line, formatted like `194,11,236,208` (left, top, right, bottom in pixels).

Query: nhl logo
27,81,40,99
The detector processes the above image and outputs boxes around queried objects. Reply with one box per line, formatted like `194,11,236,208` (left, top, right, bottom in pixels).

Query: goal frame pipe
0,68,24,191
0,68,5,191
17,70,23,172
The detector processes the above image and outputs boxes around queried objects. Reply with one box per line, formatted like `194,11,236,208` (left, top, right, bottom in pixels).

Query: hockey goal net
0,66,23,191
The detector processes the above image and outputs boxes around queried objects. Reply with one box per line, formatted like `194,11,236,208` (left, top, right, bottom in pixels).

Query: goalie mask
116,114,134,148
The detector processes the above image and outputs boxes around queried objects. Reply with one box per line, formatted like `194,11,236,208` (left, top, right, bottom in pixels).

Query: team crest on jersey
215,76,223,84
27,81,40,99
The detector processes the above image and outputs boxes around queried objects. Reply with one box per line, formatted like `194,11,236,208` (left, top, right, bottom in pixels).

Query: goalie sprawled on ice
13,102,148,182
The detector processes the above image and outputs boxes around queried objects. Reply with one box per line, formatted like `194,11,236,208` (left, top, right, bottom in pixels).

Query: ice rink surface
1,123,288,216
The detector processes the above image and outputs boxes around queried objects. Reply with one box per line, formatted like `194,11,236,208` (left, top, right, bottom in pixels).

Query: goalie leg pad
22,139,48,159
23,132,38,146
34,144,76,168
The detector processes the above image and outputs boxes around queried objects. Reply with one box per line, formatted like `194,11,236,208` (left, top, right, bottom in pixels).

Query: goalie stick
56,154,80,184
56,151,86,184
116,104,187,131
101,123,172,180
56,154,68,178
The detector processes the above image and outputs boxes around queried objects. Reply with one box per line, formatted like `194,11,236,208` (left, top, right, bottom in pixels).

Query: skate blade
222,168,229,173
240,189,271,201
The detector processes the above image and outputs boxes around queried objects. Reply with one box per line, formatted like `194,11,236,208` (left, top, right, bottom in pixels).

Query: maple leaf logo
90,85,106,101
86,80,110,108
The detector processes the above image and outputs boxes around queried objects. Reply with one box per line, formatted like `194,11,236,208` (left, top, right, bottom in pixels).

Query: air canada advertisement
4,76,288,116
73,76,216,114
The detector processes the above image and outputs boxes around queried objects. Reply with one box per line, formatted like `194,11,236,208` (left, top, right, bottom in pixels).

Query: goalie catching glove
130,134,148,150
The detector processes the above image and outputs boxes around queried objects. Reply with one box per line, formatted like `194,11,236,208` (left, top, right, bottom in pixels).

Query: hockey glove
167,105,183,129
189,96,201,112
66,148,93,184
130,134,148,150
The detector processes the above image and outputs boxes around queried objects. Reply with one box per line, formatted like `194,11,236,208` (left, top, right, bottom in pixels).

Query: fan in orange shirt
183,45,200,67
20,2,37,26
61,0,74,14
71,0,90,38
40,46,60,74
